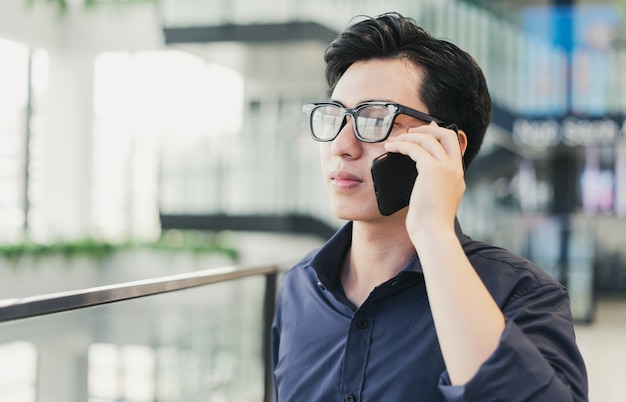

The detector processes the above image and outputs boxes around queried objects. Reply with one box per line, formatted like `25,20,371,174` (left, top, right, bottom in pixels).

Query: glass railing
0,232,595,401
0,264,280,402
157,96,343,231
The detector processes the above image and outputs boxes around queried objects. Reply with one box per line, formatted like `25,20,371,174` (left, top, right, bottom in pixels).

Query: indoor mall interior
0,0,625,400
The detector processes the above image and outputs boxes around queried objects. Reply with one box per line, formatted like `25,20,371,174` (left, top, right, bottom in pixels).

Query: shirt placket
339,301,377,402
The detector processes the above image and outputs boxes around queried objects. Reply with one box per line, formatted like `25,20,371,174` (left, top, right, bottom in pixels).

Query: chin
330,203,381,222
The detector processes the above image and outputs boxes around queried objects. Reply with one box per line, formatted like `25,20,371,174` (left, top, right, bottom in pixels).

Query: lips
330,170,363,189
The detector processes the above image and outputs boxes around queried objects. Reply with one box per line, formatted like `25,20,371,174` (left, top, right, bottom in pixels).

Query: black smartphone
370,152,417,216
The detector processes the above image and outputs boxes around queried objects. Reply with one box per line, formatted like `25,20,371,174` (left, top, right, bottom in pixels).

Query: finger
402,122,461,148
383,139,450,170
389,125,458,157
385,135,448,162
425,121,464,164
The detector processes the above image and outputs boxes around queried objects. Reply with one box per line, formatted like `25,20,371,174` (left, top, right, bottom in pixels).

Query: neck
341,217,416,307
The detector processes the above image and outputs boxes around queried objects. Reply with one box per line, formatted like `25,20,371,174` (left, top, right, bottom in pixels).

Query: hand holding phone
370,124,461,216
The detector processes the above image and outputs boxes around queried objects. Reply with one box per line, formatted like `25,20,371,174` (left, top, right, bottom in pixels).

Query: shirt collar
309,221,352,290
310,219,469,289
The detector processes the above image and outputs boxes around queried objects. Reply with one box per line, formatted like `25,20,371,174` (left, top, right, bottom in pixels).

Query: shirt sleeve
438,283,588,402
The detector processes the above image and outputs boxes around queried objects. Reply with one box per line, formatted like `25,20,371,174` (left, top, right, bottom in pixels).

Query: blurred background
0,0,625,400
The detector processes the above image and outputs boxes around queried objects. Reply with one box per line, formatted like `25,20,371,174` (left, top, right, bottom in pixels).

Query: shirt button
356,317,368,329
344,393,356,402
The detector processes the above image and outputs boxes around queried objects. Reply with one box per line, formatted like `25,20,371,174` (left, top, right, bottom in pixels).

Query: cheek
368,145,388,164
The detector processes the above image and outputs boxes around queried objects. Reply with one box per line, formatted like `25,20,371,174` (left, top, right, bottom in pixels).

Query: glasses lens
311,105,343,140
355,105,393,142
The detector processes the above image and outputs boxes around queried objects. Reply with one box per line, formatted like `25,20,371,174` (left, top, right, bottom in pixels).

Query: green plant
0,230,239,264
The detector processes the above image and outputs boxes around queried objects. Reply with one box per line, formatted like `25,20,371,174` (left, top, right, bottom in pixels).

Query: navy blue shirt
272,221,588,401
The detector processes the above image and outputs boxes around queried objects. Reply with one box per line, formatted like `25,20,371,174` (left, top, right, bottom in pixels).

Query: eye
391,117,408,129
395,115,428,129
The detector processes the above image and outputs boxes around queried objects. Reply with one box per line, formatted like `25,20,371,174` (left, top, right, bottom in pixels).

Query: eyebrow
328,99,345,107
327,99,398,107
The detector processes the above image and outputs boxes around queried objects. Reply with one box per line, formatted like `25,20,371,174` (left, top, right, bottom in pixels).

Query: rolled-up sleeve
438,283,588,401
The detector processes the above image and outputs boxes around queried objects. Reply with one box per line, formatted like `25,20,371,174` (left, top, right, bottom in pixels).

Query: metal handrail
0,263,282,402
0,263,279,322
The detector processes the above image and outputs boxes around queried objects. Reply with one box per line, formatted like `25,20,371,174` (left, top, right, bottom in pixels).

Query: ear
456,129,468,156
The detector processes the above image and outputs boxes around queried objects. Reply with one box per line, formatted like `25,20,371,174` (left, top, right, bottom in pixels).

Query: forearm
440,320,588,401
414,228,505,385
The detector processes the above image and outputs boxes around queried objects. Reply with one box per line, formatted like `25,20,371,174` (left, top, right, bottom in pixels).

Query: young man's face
320,57,430,222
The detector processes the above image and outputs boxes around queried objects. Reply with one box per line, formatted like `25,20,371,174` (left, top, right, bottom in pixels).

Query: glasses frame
302,101,448,143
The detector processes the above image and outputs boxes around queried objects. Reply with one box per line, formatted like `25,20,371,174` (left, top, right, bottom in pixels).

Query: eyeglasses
302,101,447,143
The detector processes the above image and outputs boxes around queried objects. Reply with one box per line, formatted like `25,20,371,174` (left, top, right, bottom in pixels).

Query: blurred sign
513,116,626,149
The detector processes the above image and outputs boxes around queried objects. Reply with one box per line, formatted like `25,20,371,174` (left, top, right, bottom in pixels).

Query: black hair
324,12,491,168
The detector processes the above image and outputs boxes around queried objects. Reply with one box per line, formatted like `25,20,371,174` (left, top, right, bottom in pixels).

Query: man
272,12,588,401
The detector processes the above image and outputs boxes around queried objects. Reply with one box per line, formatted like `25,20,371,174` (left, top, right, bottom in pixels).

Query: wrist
411,225,459,255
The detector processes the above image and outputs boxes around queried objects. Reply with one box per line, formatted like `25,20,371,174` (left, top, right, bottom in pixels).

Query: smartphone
370,152,417,216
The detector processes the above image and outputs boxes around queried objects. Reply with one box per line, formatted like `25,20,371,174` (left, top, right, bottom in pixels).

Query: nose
330,115,363,159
